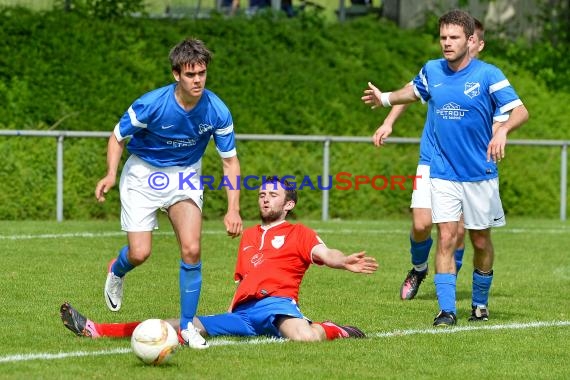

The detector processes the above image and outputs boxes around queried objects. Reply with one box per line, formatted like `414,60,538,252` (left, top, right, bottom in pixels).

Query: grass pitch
0,217,569,379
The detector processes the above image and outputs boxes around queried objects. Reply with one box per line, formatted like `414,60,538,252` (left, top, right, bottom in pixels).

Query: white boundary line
1,320,568,364
0,227,568,240
0,348,131,363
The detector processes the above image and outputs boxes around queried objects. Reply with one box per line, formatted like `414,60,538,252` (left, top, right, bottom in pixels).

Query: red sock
96,321,140,338
314,321,349,340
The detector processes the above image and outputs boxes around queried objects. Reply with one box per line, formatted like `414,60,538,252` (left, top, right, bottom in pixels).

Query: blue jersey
113,84,236,167
418,116,435,165
413,59,522,181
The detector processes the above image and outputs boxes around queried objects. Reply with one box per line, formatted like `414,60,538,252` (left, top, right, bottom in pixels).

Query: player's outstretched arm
361,82,418,109
312,245,378,274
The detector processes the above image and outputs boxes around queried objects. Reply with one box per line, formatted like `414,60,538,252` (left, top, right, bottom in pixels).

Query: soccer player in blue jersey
371,19,487,301
362,10,529,326
94,38,243,348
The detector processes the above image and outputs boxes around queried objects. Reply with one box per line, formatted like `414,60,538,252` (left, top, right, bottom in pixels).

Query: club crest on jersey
271,235,285,249
198,124,213,134
464,82,480,98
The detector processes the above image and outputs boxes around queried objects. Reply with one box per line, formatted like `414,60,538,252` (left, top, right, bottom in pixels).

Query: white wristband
380,92,392,107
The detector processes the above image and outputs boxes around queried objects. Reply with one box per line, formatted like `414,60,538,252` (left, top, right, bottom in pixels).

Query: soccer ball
131,319,179,365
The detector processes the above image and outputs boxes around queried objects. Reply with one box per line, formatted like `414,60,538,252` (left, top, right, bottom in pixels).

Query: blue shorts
197,297,307,338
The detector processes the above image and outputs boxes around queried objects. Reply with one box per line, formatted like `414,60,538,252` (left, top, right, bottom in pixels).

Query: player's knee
438,229,456,247
412,219,432,239
469,231,491,252
128,247,151,266
180,242,201,263
471,239,487,252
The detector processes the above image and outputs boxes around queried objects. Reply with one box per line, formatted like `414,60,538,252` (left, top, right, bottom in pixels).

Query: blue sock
454,248,465,274
410,236,432,270
472,269,493,307
111,245,134,278
180,260,202,330
434,273,457,314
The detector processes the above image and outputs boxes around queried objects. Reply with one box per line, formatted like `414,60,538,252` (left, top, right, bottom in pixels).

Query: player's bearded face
439,24,470,64
258,187,288,224
260,206,286,224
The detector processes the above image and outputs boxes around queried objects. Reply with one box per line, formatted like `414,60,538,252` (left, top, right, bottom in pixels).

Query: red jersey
230,221,324,310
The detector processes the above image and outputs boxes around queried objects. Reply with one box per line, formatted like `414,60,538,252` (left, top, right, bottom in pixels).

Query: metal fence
1,129,568,222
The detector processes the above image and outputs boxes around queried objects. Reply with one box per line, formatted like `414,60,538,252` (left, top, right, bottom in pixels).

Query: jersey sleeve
488,66,523,115
211,99,237,159
114,99,152,142
413,65,430,104
214,121,237,159
296,225,325,265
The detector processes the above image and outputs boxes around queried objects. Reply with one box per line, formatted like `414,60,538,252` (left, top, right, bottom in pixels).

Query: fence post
322,138,331,221
561,144,567,221
56,135,64,222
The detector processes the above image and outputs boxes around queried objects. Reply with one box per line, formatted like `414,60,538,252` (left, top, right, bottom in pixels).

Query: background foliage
0,6,568,220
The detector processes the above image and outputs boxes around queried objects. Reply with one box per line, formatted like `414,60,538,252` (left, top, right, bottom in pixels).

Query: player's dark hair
439,9,475,39
261,176,298,204
474,18,485,41
169,38,212,73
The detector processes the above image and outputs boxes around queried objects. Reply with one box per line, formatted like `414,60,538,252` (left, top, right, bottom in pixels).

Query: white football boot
180,322,209,349
104,259,124,312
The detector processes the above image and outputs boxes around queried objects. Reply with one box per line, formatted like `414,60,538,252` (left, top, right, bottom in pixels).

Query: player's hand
343,251,378,274
372,123,393,147
361,82,382,109
487,126,508,163
224,209,242,238
95,176,116,203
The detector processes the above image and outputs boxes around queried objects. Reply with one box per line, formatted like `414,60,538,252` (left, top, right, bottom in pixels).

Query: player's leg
468,229,493,321
277,317,365,341
254,297,366,341
455,214,466,274
106,156,158,312
462,179,505,322
277,317,323,341
431,178,462,326
105,231,153,312
61,302,184,339
402,164,433,300
60,302,139,338
168,198,207,349
196,313,256,337
400,208,432,300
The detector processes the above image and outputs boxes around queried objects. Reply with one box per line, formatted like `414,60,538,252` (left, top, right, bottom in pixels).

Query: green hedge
0,8,568,220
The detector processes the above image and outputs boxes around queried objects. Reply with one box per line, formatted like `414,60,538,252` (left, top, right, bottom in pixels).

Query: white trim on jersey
413,85,425,104
499,99,523,114
113,123,130,142
217,148,237,158
489,79,510,93
215,124,234,136
127,106,147,128
493,114,509,122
